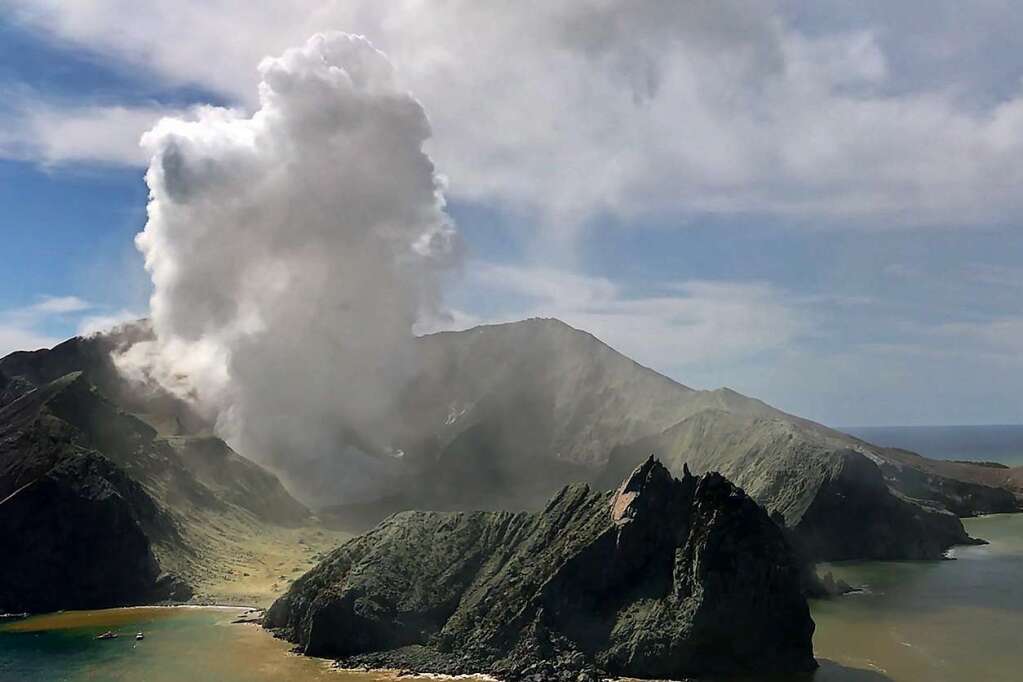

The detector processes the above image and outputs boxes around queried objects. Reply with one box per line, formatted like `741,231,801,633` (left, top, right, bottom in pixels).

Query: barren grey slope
343,318,1007,560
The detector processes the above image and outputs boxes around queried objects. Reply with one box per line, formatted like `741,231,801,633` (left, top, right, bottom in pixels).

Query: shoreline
2,602,260,621
333,669,497,682
0,604,263,634
969,509,1023,519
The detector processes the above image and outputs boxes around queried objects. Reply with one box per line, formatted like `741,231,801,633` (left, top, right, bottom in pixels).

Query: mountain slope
396,319,782,471
367,319,783,512
0,369,307,527
875,447,1023,510
6,318,1013,577
357,318,1015,561
0,323,207,434
0,373,189,612
0,334,345,612
599,410,973,559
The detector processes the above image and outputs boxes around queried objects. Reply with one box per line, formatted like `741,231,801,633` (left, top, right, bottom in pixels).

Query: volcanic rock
265,458,816,680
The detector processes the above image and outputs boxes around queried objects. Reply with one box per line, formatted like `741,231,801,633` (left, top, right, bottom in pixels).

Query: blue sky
1,3,1021,427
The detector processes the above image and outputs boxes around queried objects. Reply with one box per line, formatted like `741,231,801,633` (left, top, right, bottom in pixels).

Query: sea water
0,606,405,682
842,424,1023,466
807,513,1023,682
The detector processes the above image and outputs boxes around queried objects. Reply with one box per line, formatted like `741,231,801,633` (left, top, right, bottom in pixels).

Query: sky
0,1,1021,428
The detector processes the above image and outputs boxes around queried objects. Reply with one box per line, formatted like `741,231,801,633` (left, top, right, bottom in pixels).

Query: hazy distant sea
842,424,1023,467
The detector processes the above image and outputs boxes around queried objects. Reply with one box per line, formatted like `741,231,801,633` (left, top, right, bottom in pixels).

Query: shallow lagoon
2,514,1020,682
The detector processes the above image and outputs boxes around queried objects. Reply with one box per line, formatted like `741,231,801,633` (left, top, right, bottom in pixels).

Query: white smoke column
123,33,459,503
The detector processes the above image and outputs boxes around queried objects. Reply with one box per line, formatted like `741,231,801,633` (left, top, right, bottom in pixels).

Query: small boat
96,631,118,640
135,632,145,641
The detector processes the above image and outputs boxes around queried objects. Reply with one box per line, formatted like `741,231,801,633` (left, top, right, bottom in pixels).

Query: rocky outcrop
876,448,1022,515
6,319,1009,583
791,449,979,560
601,411,983,560
266,458,816,680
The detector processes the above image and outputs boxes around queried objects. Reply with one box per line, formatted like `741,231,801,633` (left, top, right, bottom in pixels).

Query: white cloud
28,295,92,314
3,2,1021,428
8,1,1023,228
740,321,1023,427
444,263,807,373
0,101,177,166
26,104,173,166
0,296,149,359
0,326,58,357
0,295,95,357
434,263,1023,425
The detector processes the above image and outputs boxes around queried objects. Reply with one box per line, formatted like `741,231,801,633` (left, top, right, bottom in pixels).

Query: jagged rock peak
266,460,816,680
610,455,688,524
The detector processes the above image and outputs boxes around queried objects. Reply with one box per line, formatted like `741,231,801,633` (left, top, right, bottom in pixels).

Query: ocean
841,424,1023,466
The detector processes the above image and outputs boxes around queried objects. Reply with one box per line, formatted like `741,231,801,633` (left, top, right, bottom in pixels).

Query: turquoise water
842,424,1023,466
2,514,1021,681
0,607,388,682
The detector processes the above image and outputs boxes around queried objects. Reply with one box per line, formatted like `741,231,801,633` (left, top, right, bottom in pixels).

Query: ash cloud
117,33,460,504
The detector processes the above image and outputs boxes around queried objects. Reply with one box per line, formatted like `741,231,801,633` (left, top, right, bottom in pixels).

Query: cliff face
791,450,975,560
0,452,189,613
0,373,188,613
875,447,1022,514
0,335,311,613
266,458,816,681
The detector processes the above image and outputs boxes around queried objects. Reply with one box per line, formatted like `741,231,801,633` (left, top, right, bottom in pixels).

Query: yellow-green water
806,513,1023,682
0,607,412,682
2,514,1020,682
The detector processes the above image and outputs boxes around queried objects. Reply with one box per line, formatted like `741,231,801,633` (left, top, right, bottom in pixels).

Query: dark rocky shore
266,458,817,681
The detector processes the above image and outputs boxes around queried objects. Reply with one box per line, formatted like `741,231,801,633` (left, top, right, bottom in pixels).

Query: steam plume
118,33,459,503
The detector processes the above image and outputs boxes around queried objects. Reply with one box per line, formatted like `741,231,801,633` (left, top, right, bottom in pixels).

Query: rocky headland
265,458,817,681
